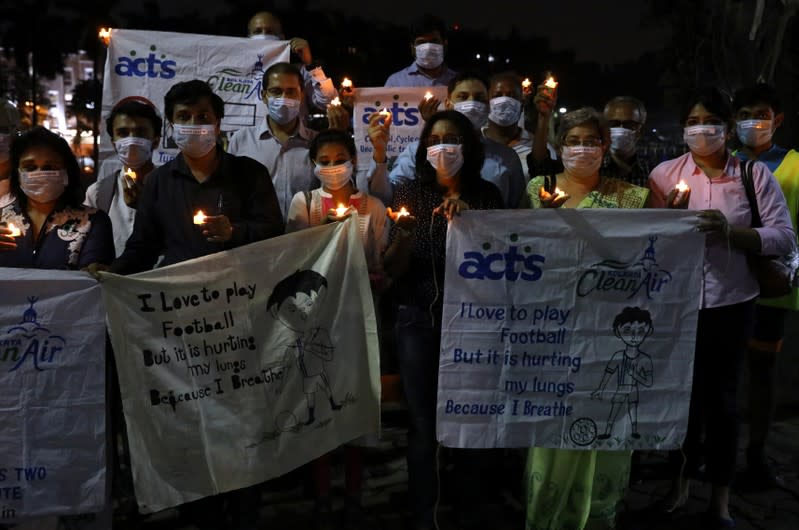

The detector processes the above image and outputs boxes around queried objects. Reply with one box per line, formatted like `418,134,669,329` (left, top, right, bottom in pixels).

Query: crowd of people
1,11,797,530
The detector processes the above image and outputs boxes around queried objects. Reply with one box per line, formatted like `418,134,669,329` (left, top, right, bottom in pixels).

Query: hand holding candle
668,180,691,209
341,77,353,92
329,96,341,107
538,181,570,208
7,223,21,237
544,76,558,89
193,210,207,225
424,91,433,101
522,78,532,95
0,222,20,250
335,203,350,218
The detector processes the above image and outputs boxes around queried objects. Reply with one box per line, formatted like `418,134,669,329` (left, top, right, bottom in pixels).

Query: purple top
648,152,795,308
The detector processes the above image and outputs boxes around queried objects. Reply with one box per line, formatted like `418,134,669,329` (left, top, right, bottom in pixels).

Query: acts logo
0,297,66,372
458,233,545,281
576,236,672,299
207,54,265,100
114,44,176,79
361,96,421,126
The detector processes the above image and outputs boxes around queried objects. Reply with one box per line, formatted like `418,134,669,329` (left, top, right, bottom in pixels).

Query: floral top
525,175,649,209
0,200,114,269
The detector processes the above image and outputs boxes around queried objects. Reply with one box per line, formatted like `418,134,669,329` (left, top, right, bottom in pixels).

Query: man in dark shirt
111,80,283,275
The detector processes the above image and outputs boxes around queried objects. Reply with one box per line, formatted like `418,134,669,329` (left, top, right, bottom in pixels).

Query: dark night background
1,0,797,145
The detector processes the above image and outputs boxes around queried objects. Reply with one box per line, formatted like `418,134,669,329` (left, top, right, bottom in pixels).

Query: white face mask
488,96,522,127
415,43,445,70
314,160,354,191
561,146,603,178
114,136,153,169
20,169,68,203
172,124,217,158
453,100,489,130
736,119,774,148
267,97,301,125
426,143,464,178
0,133,10,164
250,33,280,41
683,125,726,156
609,127,638,158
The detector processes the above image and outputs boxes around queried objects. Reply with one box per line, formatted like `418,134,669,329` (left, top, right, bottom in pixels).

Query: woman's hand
433,198,469,221
696,209,729,235
386,207,418,234
325,206,354,224
0,225,18,251
368,111,392,163
666,188,691,209
202,215,234,243
419,94,441,123
538,187,570,208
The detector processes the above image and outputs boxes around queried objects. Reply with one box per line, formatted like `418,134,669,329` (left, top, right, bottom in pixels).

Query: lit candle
675,180,689,192
6,223,21,237
424,91,433,101
124,167,137,181
397,207,410,218
335,203,349,218
98,27,111,46
522,78,532,94
193,210,207,225
341,77,353,89
545,76,558,89
379,108,391,117
330,96,341,107
674,179,690,203
554,187,567,200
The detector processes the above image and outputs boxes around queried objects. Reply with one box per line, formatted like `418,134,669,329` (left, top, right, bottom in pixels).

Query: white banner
102,28,290,164
101,217,380,513
438,210,704,451
0,270,106,522
353,86,447,170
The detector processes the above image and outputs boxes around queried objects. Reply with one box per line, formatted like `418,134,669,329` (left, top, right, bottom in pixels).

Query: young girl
286,128,388,529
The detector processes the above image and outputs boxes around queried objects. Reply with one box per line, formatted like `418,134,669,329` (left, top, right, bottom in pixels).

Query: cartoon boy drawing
267,269,341,425
591,306,654,440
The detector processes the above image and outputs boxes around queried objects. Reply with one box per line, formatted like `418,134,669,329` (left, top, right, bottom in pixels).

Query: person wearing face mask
0,126,114,269
731,83,798,491
522,108,647,530
83,97,161,257
98,80,283,284
648,88,794,529
382,110,502,530
0,98,21,209
384,14,457,88
379,72,525,207
602,96,651,187
247,11,337,110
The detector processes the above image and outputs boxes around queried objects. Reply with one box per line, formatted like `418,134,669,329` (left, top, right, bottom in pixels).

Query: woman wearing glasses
524,108,648,530
383,110,503,530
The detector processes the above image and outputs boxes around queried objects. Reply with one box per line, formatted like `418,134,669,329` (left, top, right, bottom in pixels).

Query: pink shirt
649,152,795,309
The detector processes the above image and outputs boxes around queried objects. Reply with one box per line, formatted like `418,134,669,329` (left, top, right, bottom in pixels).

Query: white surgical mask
415,43,445,70
20,169,68,203
250,33,280,41
426,143,464,178
683,125,726,156
114,136,153,169
267,97,301,125
453,100,489,130
609,127,638,158
736,119,774,149
0,134,10,164
561,146,603,178
314,160,354,191
172,124,217,158
488,96,522,127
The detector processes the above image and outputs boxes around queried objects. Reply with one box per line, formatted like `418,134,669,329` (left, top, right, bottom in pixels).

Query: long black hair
414,110,484,192
10,127,83,209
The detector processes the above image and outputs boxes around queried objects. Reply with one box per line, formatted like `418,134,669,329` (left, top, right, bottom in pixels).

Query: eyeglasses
562,136,602,147
607,120,642,131
425,134,462,147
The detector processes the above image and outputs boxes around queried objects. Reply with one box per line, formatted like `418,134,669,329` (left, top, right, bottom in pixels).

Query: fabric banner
0,270,106,522
437,209,704,451
101,28,290,164
101,217,380,513
353,86,447,170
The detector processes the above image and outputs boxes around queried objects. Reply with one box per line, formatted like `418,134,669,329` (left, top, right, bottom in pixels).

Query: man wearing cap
84,96,161,257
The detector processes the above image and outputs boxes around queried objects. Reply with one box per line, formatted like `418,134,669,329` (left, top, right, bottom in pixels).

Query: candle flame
330,96,341,107
193,210,207,225
554,187,566,199
522,78,532,88
424,91,433,101
397,207,410,218
341,77,353,88
545,76,558,89
380,108,390,116
7,223,21,237
98,27,111,45
124,167,137,181
335,203,349,217
676,180,689,192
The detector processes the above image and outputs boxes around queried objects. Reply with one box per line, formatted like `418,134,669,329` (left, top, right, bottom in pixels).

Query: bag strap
740,159,763,228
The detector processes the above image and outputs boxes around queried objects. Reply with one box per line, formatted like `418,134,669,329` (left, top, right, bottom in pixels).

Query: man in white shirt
84,96,161,257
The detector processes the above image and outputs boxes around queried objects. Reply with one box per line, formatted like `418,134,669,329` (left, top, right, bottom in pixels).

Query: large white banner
102,28,290,164
0,270,106,522
438,210,704,451
101,218,380,513
353,86,447,170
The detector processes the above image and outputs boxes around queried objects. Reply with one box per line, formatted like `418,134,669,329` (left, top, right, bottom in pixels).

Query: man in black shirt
111,80,283,274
